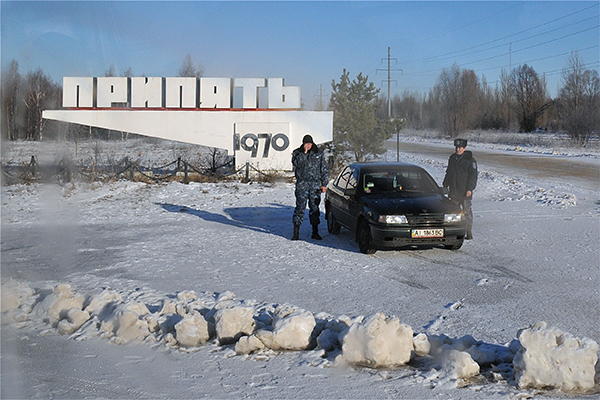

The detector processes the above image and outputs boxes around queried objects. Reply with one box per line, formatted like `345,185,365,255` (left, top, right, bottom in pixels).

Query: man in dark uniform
291,134,329,241
443,138,478,240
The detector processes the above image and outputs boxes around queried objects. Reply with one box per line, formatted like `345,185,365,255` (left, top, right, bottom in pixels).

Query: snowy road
386,139,600,186
2,139,599,398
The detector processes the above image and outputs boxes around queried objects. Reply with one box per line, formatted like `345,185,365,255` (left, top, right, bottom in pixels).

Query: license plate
411,229,444,238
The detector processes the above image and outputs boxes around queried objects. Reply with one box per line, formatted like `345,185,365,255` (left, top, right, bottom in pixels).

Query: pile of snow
2,279,598,394
428,333,517,382
338,312,413,368
514,321,599,392
1,278,36,325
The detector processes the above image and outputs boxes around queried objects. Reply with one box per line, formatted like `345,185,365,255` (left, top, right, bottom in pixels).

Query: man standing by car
443,138,478,240
291,134,329,241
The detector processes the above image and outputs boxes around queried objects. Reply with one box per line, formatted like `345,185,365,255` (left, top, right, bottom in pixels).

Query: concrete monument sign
43,77,333,171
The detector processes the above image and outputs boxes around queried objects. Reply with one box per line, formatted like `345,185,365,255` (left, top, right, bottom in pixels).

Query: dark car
325,163,466,254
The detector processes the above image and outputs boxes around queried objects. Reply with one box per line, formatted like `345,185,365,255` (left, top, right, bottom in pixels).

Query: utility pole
314,84,326,111
377,47,402,119
377,47,403,161
387,47,392,118
319,84,324,111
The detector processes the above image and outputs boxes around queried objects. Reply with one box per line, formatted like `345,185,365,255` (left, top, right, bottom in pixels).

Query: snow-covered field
2,137,599,399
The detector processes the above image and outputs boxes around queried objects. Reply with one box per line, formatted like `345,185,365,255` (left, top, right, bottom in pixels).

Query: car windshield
362,168,439,195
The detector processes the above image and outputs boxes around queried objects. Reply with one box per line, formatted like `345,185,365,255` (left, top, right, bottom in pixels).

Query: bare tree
178,54,204,78
391,90,423,129
200,147,231,174
23,69,58,141
510,64,549,132
2,59,21,140
104,64,117,77
558,52,600,146
434,64,481,137
498,69,515,130
422,85,442,131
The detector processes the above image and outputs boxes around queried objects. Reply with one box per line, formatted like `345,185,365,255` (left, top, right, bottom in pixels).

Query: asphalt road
387,140,599,187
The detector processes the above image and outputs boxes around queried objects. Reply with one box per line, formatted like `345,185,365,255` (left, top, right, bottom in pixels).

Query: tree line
2,52,598,165
330,52,599,162
0,54,205,143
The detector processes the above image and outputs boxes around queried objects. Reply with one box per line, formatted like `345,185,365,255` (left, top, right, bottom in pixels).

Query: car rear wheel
357,220,377,254
444,240,464,250
326,205,341,234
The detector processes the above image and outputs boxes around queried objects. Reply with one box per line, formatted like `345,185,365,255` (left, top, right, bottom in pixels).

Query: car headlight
378,215,408,224
444,213,462,223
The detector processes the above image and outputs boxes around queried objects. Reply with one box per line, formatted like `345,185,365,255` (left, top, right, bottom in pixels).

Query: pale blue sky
2,1,599,109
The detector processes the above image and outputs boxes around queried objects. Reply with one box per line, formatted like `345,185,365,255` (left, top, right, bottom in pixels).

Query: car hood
362,194,459,215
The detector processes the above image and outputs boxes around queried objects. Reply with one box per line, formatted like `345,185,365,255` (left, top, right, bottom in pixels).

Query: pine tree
330,70,391,163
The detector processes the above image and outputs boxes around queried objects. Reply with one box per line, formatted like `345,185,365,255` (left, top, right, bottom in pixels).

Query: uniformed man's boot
311,224,322,240
291,225,300,241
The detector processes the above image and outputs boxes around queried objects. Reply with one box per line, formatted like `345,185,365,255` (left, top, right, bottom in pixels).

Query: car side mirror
344,187,356,196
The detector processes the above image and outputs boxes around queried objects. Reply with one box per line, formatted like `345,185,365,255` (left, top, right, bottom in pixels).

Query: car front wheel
326,205,341,234
357,220,377,254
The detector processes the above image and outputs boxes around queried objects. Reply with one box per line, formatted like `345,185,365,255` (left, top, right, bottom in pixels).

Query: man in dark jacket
443,138,478,240
291,134,329,241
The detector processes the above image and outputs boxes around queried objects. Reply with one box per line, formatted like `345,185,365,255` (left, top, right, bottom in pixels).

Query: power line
485,60,600,88
409,1,526,47
403,3,599,66
404,24,599,77
477,44,600,73
410,15,598,67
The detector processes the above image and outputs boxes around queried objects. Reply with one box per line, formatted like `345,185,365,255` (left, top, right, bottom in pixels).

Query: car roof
347,162,424,173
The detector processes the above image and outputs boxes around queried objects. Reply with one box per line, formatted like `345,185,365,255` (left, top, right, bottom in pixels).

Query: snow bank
1,278,35,324
84,289,123,317
442,349,480,380
215,306,255,344
3,280,599,394
413,332,431,357
174,311,210,347
254,305,316,351
32,284,85,326
339,312,414,368
99,301,152,345
513,321,599,392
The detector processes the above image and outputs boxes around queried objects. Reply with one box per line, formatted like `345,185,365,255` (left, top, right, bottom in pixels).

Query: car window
333,166,358,192
362,168,439,194
334,167,351,190
348,168,358,191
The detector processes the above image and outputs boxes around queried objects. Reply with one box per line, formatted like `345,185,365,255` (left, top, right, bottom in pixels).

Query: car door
327,166,352,228
344,167,362,232
327,167,350,228
334,166,359,229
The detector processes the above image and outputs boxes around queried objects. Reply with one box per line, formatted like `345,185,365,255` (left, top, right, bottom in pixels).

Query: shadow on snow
156,202,358,252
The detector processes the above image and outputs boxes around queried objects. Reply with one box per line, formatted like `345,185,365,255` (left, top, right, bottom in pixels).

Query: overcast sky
2,1,598,109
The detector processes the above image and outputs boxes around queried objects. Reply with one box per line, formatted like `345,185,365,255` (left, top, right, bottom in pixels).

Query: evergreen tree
329,70,391,163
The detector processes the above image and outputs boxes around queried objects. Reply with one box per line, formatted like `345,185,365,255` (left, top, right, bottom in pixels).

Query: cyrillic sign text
62,77,301,110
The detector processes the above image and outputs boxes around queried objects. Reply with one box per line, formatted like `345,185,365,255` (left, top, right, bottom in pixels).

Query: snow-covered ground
1,137,599,399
